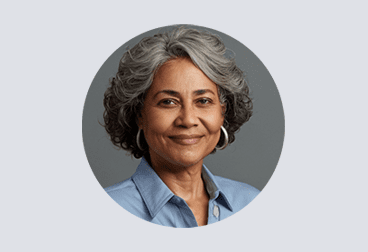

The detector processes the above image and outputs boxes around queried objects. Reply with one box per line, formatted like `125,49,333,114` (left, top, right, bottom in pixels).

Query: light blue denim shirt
105,157,259,228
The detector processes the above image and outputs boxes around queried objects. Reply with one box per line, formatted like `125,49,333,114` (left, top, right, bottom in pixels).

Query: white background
1,1,367,251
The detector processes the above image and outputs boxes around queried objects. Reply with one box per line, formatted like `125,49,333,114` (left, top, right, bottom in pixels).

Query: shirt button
213,205,219,218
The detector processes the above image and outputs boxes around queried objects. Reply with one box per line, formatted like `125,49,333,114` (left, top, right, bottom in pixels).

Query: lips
169,134,203,145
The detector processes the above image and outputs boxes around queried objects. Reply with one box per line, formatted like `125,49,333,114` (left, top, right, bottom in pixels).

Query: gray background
82,24,284,190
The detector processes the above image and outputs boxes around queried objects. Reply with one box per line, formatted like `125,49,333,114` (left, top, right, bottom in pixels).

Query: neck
147,154,207,202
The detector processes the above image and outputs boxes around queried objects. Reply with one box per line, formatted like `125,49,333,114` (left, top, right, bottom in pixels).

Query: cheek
142,110,173,139
203,110,224,133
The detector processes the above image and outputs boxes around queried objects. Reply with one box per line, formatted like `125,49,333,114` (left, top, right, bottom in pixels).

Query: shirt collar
132,157,233,218
201,164,234,212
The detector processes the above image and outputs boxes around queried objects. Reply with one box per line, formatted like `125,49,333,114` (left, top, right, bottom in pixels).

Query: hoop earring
216,126,228,150
136,129,144,151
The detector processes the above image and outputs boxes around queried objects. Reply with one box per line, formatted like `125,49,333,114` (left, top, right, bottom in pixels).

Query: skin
139,57,225,226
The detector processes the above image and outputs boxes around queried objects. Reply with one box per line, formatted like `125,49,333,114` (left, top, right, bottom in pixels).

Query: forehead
148,58,218,95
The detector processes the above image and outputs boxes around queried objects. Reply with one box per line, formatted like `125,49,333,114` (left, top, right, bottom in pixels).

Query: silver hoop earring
216,126,228,150
136,129,144,151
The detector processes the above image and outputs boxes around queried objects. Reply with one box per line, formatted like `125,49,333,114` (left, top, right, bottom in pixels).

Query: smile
169,134,203,145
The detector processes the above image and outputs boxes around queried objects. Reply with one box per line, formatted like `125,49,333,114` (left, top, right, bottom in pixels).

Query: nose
174,104,199,128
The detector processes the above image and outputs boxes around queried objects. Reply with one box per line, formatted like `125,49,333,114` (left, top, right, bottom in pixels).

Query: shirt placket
170,196,198,228
207,199,220,224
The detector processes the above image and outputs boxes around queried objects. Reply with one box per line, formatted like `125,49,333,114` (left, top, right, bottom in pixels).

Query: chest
151,197,234,227
187,199,209,226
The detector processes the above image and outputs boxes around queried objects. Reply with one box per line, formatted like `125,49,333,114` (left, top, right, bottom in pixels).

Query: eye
159,99,177,106
197,98,212,105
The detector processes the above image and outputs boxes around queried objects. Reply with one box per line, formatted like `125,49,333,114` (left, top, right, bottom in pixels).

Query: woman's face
139,58,225,168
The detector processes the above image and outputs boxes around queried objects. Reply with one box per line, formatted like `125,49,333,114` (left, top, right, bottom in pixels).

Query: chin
149,143,215,168
167,149,209,167
172,157,202,168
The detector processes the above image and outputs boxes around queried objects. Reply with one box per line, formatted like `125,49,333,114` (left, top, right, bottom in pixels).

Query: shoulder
105,177,136,193
104,178,150,219
215,176,260,195
215,176,260,211
104,178,141,203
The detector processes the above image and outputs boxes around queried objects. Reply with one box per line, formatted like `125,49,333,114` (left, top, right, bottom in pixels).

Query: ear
221,102,226,118
137,117,142,129
137,113,144,129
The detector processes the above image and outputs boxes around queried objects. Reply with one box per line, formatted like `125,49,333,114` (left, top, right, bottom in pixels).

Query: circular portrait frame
82,24,284,227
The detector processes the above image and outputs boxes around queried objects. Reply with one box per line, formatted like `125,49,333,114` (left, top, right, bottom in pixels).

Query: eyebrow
153,89,215,99
153,90,180,99
194,89,215,95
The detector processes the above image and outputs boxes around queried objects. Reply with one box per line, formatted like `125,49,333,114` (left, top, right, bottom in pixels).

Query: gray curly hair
103,27,252,158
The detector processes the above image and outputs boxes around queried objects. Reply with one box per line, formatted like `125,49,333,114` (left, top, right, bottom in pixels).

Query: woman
103,27,259,227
